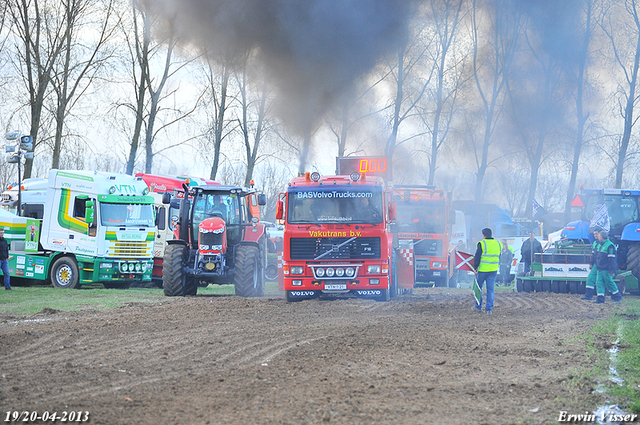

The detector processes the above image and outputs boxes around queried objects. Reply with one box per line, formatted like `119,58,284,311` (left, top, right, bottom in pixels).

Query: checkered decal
399,248,414,266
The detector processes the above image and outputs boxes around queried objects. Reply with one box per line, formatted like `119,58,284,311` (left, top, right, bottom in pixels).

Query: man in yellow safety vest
473,228,503,314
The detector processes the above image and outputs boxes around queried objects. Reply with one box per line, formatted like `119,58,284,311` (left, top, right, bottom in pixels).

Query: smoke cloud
140,0,412,134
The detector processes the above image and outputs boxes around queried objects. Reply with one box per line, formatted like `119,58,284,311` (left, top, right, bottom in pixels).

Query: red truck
391,186,453,288
276,165,397,302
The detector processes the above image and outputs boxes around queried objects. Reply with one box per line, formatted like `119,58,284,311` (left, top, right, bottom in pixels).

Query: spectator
593,230,622,304
580,229,602,301
0,228,12,290
498,239,513,285
520,232,542,276
473,228,503,314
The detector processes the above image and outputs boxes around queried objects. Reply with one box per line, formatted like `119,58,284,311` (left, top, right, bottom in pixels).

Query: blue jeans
0,259,10,289
476,270,497,311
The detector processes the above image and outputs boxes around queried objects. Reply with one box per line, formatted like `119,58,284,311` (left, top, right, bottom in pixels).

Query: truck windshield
395,200,446,233
193,193,240,226
287,186,383,224
100,203,155,227
584,194,639,230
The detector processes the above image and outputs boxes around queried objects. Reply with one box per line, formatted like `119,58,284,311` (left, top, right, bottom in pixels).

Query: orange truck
391,185,453,288
276,160,398,302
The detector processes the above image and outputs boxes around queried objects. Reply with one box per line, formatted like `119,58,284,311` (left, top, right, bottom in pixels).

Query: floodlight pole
17,152,22,216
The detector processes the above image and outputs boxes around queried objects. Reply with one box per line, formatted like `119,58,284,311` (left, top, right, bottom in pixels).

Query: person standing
520,232,542,276
498,239,514,285
473,228,503,314
580,229,602,300
593,230,622,304
0,228,12,290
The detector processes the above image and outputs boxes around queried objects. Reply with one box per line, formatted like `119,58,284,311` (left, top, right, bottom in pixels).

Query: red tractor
162,183,268,296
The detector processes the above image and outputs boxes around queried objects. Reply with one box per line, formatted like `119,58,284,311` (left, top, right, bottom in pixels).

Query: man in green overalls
581,229,602,300
593,230,622,304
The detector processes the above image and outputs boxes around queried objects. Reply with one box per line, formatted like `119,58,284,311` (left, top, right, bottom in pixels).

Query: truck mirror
161,192,171,204
388,201,397,221
257,193,267,206
86,201,95,225
275,200,284,220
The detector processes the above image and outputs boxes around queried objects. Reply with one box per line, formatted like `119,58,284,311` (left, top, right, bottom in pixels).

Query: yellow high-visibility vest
478,239,502,272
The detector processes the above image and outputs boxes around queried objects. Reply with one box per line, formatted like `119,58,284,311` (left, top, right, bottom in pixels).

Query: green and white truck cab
1,169,155,288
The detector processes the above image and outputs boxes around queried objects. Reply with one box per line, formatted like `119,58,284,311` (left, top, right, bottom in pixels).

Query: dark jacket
499,248,513,267
521,237,542,263
595,239,617,274
0,237,8,261
590,240,602,267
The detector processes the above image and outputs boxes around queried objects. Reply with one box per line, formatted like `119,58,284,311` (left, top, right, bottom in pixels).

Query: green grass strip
0,281,281,316
585,298,640,414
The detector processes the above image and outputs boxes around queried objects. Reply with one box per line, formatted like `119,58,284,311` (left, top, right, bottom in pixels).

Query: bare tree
419,0,467,185
469,0,521,202
564,0,596,222
49,0,117,169
383,14,436,164
120,0,150,175
201,51,236,180
234,52,273,187
601,0,640,188
7,0,69,178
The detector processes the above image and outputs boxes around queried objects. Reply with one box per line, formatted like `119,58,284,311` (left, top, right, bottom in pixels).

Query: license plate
324,284,347,291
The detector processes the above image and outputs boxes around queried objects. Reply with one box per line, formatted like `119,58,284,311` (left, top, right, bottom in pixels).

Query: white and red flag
454,249,476,272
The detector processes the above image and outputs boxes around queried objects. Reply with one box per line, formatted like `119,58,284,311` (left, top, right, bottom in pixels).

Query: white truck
0,178,48,218
1,169,156,288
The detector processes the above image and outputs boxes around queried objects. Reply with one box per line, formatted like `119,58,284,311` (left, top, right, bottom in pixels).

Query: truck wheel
50,257,79,289
163,243,188,297
266,262,278,281
234,245,261,297
626,243,640,283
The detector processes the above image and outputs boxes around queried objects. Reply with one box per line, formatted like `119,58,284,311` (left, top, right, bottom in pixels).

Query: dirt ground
0,287,627,424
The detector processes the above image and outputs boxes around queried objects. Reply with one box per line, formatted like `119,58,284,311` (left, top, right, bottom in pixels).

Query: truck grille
108,241,153,258
413,239,442,256
290,237,381,260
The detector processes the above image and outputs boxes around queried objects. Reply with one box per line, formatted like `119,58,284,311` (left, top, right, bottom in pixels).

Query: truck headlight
100,263,113,269
325,267,335,277
345,267,355,277
291,266,304,275
433,262,442,268
367,265,380,274
315,267,325,277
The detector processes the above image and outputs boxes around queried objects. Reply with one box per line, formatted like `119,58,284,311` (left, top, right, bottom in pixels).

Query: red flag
454,250,476,273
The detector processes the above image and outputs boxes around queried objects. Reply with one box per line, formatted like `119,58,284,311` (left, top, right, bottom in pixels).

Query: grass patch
583,297,640,414
0,281,282,316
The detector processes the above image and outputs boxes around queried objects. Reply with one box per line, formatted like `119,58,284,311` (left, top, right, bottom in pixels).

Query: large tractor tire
163,243,188,297
234,245,262,297
184,278,198,296
625,243,640,284
50,256,80,289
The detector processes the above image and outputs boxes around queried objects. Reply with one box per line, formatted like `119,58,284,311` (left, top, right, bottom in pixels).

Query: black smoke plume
140,0,413,134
